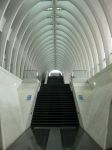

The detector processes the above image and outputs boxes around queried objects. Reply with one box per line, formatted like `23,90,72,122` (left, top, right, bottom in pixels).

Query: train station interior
0,0,112,149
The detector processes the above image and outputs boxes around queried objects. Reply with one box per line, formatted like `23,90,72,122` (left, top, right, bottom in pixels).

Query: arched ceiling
0,0,112,79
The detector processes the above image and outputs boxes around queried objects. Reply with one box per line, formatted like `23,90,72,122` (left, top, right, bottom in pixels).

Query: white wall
71,82,92,129
106,98,112,149
18,79,40,129
0,67,24,150
0,67,40,150
72,64,112,149
45,72,49,84
0,119,3,150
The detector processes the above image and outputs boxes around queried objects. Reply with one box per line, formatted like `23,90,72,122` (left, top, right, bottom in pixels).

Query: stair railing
23,70,38,80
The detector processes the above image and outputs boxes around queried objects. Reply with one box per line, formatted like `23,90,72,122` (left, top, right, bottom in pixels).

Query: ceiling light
93,82,96,86
46,7,53,11
56,8,62,10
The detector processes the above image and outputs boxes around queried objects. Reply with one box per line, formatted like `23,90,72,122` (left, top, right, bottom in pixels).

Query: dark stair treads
31,76,79,127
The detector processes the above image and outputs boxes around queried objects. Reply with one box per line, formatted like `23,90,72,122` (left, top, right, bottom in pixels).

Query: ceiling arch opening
49,69,62,76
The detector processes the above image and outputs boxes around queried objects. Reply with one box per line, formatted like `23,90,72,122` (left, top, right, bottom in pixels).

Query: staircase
31,76,79,127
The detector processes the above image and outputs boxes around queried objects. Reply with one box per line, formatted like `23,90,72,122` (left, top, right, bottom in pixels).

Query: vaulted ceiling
0,0,112,79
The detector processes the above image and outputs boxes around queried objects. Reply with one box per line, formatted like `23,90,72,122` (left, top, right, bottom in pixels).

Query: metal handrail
23,70,38,79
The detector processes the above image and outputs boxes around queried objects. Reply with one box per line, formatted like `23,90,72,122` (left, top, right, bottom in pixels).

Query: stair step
31,77,79,128
32,122,79,125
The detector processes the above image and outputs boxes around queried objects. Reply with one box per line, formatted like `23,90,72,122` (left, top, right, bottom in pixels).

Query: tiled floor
7,127,102,150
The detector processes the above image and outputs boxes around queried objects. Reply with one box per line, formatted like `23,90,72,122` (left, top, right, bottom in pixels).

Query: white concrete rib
0,0,112,79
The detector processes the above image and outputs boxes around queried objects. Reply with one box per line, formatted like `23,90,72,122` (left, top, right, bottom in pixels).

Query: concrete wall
106,100,112,149
72,64,112,149
71,82,92,129
45,72,49,84
18,79,40,129
0,119,3,150
0,67,40,150
0,67,24,150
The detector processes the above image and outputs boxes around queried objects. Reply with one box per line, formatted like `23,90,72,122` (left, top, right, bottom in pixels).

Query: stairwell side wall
0,67,40,150
0,67,24,150
18,79,41,129
71,65,112,150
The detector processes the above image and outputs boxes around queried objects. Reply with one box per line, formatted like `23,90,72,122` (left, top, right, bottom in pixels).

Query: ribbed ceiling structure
0,0,112,79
